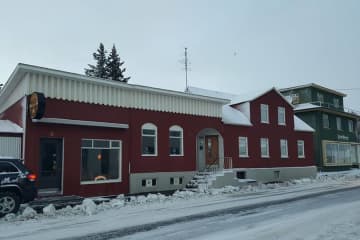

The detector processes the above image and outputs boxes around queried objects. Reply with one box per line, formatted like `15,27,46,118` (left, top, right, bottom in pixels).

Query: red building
0,64,316,197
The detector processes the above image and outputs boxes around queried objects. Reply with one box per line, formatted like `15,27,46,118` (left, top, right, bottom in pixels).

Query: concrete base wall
130,171,196,194
210,166,317,188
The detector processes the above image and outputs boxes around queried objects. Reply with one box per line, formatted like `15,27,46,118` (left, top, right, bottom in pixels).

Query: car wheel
0,192,20,217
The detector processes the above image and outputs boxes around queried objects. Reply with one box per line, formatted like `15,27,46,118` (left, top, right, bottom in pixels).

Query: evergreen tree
106,44,130,82
85,43,107,78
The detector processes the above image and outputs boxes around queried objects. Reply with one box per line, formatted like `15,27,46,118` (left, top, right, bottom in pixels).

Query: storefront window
81,139,121,183
324,142,354,166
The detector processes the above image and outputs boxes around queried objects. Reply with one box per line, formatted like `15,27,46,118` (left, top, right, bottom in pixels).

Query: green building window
324,142,352,166
348,120,354,133
323,114,329,129
336,117,342,131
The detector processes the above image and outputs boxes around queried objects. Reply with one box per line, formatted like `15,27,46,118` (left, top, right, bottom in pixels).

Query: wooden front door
205,135,219,165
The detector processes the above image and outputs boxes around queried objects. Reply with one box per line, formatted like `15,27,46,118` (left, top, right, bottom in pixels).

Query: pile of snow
2,169,360,223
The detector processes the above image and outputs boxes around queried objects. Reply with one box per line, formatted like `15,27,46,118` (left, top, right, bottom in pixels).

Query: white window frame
348,120,354,133
260,104,269,124
238,136,249,157
297,140,305,158
80,139,122,185
323,114,329,129
336,117,342,131
278,107,286,125
260,138,269,158
280,139,288,158
169,125,184,156
141,123,158,156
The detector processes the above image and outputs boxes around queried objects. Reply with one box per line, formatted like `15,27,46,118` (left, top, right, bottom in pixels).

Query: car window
0,162,19,173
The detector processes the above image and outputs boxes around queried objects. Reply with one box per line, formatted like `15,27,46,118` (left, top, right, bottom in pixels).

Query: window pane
349,120,354,132
93,140,110,148
261,104,269,123
111,141,120,148
323,114,329,128
325,143,336,164
278,107,285,125
170,131,181,137
81,148,119,182
239,137,248,156
142,129,155,135
142,136,155,154
170,138,181,155
81,139,92,148
281,140,288,157
297,141,304,158
261,138,269,157
0,162,18,173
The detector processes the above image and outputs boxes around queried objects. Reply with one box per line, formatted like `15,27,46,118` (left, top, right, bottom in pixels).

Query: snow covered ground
1,170,360,240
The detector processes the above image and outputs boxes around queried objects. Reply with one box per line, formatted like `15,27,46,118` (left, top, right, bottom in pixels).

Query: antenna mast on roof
184,47,189,92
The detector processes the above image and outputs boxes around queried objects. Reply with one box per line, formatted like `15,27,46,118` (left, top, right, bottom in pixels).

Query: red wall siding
0,97,25,128
25,98,223,197
224,90,314,168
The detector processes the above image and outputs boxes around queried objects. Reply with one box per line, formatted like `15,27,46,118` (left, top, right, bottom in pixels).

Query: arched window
141,123,157,156
169,125,183,156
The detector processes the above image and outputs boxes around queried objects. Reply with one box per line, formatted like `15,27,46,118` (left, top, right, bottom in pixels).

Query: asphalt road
112,188,360,240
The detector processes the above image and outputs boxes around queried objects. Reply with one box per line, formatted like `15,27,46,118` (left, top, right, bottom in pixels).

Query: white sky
0,0,359,109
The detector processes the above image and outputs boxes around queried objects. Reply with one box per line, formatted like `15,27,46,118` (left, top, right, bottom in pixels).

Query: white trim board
32,118,129,129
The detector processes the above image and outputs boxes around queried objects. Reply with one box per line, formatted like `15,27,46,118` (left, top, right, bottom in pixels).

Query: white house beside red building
0,64,316,197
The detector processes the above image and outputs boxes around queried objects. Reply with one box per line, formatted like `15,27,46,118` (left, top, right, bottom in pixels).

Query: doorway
205,135,219,166
39,138,63,192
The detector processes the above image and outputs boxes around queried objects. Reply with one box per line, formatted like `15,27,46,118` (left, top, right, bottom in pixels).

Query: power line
336,88,360,91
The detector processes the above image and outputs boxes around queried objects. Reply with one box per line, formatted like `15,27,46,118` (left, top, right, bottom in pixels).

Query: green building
280,83,360,171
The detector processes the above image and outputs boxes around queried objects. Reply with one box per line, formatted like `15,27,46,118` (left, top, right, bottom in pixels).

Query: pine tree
106,44,130,82
85,43,107,79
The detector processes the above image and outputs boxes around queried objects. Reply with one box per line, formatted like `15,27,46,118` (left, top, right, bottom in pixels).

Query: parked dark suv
0,158,37,217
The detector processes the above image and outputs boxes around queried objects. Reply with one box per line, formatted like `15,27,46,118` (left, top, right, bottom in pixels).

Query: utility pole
184,47,189,92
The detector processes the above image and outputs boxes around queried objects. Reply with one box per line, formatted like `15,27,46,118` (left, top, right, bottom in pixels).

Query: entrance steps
184,170,257,192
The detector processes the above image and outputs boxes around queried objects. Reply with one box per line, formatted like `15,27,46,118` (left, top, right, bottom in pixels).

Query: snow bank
2,169,360,223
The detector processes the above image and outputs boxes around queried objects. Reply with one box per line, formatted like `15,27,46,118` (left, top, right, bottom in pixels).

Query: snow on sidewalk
1,170,360,240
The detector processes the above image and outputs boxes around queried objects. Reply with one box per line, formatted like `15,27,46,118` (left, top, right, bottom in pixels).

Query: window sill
281,156,288,159
142,154,158,157
239,155,249,158
261,121,270,124
81,179,121,185
278,123,286,126
169,154,184,157
298,156,305,159
261,156,270,158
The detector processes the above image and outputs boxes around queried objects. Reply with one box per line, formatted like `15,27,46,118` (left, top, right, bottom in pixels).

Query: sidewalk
2,174,360,240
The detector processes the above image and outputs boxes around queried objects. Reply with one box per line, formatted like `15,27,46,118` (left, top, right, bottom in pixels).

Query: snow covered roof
279,83,346,97
0,120,23,133
294,116,314,132
188,86,292,107
294,103,320,111
187,86,237,102
222,105,252,126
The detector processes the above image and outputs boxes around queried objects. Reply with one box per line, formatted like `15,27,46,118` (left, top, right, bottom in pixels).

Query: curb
64,185,360,240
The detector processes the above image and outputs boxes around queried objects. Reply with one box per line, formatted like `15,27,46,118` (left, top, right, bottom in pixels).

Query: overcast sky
0,0,359,109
